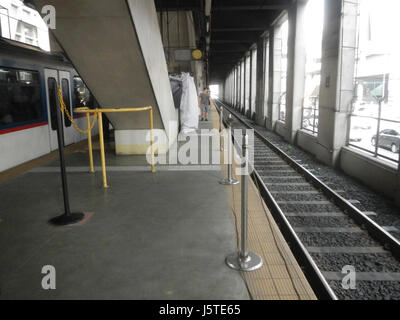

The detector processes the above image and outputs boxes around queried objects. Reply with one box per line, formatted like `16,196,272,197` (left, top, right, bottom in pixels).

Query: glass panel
302,103,319,134
279,20,288,122
73,76,93,108
377,120,400,161
279,92,286,122
62,78,72,127
47,77,58,131
349,115,378,153
0,67,43,128
302,0,324,133
349,0,400,164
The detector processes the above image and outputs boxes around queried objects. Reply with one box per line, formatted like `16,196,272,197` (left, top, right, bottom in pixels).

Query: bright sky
304,0,324,58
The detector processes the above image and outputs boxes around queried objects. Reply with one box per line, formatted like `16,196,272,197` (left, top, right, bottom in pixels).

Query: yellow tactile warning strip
209,100,317,300
0,136,98,184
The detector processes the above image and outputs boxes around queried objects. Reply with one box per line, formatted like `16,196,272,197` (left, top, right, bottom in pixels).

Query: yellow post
97,111,109,188
86,113,95,173
149,108,155,173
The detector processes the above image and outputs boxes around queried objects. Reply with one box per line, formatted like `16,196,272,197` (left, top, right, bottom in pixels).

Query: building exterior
0,0,50,51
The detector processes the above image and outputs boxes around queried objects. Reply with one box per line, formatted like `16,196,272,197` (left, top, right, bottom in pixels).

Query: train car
0,38,99,172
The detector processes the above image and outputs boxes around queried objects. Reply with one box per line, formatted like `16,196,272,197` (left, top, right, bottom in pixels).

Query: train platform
0,105,315,300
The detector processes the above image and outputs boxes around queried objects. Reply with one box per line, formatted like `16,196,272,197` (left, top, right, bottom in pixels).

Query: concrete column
255,37,266,126
285,0,307,143
242,59,246,114
317,0,358,166
237,63,241,110
266,26,281,131
249,51,253,118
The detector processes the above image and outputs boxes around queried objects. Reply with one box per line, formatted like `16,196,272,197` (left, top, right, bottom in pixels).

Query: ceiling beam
212,5,288,11
210,49,247,53
212,27,267,32
212,39,254,44
155,7,200,11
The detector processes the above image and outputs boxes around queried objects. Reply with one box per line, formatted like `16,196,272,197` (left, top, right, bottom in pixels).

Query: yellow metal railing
57,85,155,188
74,107,156,188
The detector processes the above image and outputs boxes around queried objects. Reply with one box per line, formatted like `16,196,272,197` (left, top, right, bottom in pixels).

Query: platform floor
0,105,315,300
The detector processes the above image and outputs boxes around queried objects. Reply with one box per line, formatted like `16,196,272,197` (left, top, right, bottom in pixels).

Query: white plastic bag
179,73,199,134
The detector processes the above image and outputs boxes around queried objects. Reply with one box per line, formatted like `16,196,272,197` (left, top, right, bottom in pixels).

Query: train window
62,79,72,127
47,78,58,131
0,67,43,129
73,76,94,109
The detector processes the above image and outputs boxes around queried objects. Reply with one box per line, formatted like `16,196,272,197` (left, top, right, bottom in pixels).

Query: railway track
215,99,400,300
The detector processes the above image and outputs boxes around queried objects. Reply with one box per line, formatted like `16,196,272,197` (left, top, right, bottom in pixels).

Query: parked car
371,129,400,153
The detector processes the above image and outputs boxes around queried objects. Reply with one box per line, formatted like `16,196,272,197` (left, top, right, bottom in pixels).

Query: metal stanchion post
49,91,84,226
86,113,95,173
219,114,239,185
226,133,263,271
98,111,109,188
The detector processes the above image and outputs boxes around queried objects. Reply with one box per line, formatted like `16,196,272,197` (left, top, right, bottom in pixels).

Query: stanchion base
219,178,239,185
49,212,85,226
226,252,263,272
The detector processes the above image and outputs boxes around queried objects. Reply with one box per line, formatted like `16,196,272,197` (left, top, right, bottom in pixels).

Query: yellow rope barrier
57,85,97,134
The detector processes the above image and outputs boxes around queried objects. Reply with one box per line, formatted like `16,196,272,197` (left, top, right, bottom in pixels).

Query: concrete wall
255,37,266,126
316,0,358,167
297,130,319,156
285,1,307,143
127,0,178,154
341,147,398,198
158,10,205,92
32,0,178,154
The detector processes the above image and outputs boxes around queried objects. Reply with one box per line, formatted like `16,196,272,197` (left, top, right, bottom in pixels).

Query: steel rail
214,100,338,300
216,100,400,258
216,99,400,298
220,100,400,256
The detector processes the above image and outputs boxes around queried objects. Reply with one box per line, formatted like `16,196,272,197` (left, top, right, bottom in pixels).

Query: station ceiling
23,0,291,83
155,0,292,83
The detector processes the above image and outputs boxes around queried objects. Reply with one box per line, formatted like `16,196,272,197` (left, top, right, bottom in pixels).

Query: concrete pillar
255,37,266,126
242,59,246,114
316,0,358,167
266,26,281,131
237,63,241,110
285,1,307,143
249,51,253,118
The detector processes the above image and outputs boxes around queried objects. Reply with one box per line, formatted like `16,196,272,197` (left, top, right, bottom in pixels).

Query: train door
44,69,74,151
59,71,74,146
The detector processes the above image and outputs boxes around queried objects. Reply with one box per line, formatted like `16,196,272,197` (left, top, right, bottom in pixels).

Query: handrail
74,107,155,188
